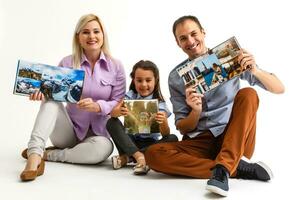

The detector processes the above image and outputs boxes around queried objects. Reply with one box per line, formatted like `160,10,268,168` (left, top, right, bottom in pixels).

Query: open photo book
123,99,159,135
176,36,248,94
13,60,85,103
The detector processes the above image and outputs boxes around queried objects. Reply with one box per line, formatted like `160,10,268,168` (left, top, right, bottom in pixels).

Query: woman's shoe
20,159,45,181
133,157,150,175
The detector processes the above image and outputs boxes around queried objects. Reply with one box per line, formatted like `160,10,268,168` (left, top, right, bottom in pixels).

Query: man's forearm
176,109,201,134
253,69,285,94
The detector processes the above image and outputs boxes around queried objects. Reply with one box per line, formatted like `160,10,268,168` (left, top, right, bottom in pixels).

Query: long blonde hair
72,14,111,69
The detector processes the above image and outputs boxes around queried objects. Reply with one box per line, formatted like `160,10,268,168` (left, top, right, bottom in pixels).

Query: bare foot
133,151,146,167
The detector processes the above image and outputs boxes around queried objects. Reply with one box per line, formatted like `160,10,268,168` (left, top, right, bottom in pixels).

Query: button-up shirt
168,59,266,138
59,52,126,140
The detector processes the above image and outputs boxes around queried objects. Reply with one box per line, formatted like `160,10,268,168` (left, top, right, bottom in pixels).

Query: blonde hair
72,14,111,69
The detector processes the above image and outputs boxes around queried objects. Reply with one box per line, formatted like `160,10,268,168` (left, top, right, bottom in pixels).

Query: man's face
175,19,206,60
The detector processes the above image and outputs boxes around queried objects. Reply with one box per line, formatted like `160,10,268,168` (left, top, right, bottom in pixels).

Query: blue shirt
168,59,266,138
125,90,171,140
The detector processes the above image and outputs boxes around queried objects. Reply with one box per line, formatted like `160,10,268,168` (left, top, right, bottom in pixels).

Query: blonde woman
20,14,126,181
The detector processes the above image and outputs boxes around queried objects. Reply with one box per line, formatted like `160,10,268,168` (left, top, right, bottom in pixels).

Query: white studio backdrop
0,0,299,198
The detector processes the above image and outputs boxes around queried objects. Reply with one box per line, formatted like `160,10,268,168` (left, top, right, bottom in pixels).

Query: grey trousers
27,101,113,164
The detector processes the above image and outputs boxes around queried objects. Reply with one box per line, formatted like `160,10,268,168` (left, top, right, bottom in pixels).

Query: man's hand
185,87,203,112
238,49,258,75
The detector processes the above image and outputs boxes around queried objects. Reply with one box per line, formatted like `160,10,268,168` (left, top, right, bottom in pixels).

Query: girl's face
78,20,103,54
134,68,156,97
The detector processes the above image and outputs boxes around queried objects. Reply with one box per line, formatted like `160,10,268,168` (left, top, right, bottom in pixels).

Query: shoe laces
237,163,257,179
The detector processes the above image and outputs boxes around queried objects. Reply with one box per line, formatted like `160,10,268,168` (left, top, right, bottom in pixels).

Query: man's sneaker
206,165,229,197
236,159,273,181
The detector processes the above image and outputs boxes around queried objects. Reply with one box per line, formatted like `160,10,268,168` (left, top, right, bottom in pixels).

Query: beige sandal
133,157,150,175
112,155,128,169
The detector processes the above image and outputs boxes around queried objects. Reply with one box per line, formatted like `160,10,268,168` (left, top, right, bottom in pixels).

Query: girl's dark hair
129,60,165,102
172,15,204,38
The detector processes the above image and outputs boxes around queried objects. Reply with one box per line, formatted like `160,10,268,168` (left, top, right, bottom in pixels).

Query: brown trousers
145,88,259,178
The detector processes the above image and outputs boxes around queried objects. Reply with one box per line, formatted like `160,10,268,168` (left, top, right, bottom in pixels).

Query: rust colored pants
145,88,259,178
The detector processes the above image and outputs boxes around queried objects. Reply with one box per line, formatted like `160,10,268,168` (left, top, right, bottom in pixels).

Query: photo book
123,99,159,135
13,60,85,103
176,36,248,94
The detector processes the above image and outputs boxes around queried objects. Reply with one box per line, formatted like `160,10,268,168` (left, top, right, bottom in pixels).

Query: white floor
0,141,296,200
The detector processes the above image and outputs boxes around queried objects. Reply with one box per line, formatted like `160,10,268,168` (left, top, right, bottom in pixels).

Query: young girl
106,60,178,175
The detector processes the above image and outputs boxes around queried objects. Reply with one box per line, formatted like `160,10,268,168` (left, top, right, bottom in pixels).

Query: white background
0,0,299,199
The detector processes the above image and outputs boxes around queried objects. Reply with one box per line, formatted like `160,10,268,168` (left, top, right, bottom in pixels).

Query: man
145,15,284,196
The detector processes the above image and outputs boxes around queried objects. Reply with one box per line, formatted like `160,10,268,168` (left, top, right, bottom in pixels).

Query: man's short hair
172,15,204,38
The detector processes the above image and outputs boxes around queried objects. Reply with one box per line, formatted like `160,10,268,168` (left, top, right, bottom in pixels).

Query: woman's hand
110,100,129,117
77,98,101,112
29,91,45,101
155,111,167,124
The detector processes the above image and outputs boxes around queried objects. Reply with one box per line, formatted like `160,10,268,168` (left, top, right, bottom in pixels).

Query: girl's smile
134,68,155,97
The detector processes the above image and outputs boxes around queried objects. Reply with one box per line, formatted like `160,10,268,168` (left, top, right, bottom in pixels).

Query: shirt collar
80,51,109,71
125,90,154,100
137,93,153,100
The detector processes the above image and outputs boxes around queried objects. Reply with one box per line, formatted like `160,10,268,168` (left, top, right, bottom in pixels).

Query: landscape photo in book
176,36,246,94
13,60,85,103
124,99,159,135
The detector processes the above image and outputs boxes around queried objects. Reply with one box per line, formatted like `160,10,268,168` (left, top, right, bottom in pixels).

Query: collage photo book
176,36,248,94
13,60,85,103
123,99,159,135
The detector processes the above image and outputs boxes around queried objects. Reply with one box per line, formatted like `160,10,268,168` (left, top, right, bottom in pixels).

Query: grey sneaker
236,159,273,181
206,165,229,197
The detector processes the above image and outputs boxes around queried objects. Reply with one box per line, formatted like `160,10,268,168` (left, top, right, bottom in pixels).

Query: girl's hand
29,91,45,101
77,98,101,113
185,87,203,112
110,100,129,117
237,49,258,74
156,111,170,135
155,111,167,124
120,104,129,116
